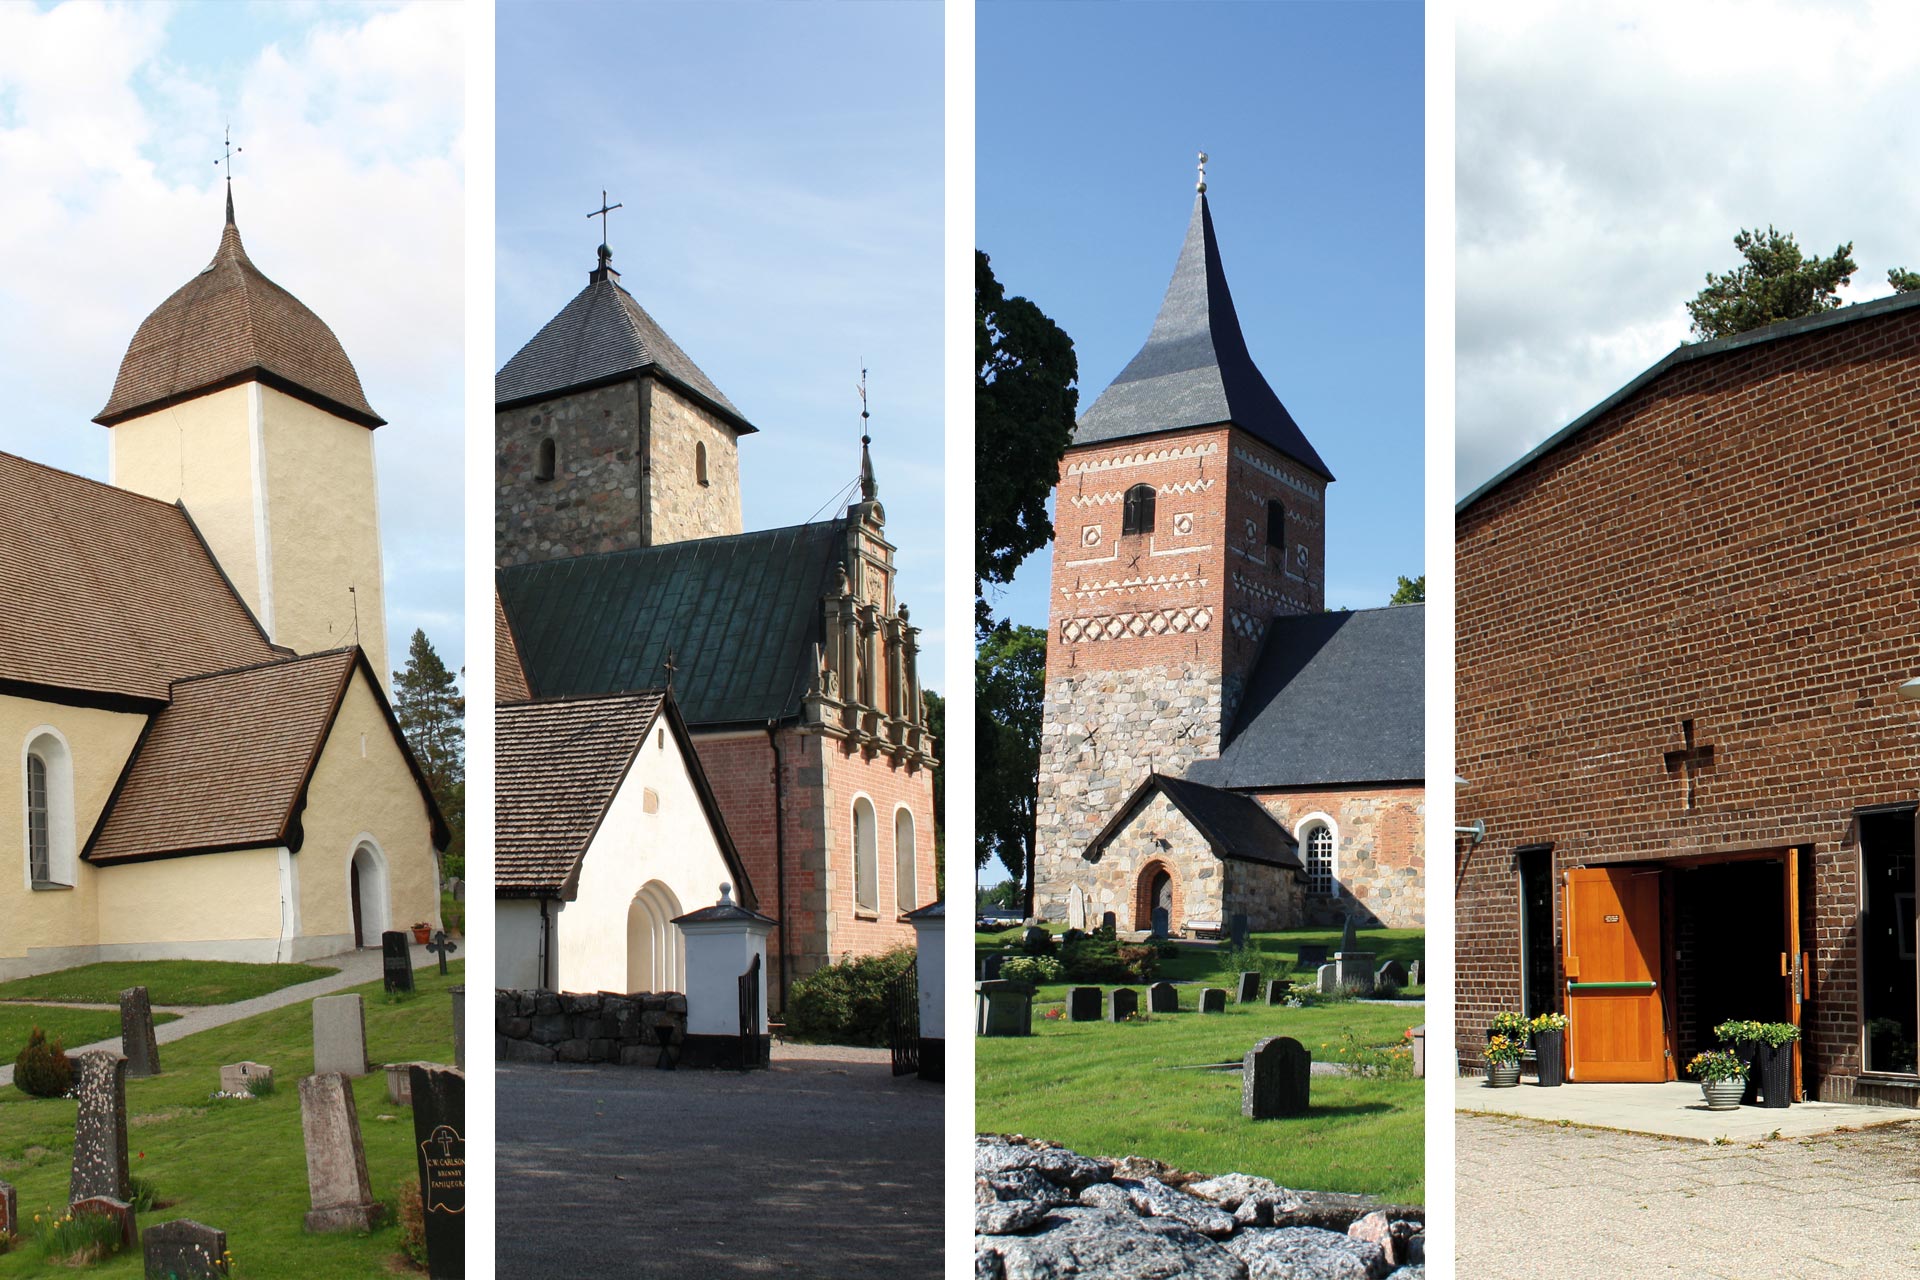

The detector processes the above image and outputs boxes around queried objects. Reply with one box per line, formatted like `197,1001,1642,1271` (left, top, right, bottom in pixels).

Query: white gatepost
672,884,775,1070
906,899,945,1081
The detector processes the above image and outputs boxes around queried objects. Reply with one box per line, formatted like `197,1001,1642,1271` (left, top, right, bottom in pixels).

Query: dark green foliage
977,879,1021,911
129,1175,160,1213
923,688,945,895
976,250,1078,634
1021,929,1054,957
1686,227,1857,340
1059,933,1159,984
12,1026,72,1097
784,947,917,1047
976,623,1048,910
393,629,465,877
1389,574,1424,605
1890,267,1920,292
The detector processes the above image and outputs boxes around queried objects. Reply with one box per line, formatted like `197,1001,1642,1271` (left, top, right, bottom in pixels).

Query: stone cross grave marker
142,1219,230,1279
312,994,370,1077
382,930,415,993
1230,914,1250,950
1148,981,1178,1014
0,1177,16,1241
1107,988,1140,1022
219,1061,272,1096
70,1195,136,1249
1242,1036,1311,1119
1150,906,1170,939
1067,987,1101,1022
120,986,161,1078
299,1072,385,1232
1198,987,1227,1014
450,984,466,1070
69,1051,130,1203
409,1064,466,1279
1236,971,1261,1003
426,930,459,976
1266,978,1289,1005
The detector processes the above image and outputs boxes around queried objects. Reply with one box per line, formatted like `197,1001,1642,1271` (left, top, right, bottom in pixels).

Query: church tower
1032,162,1334,916
96,191,391,685
495,239,755,565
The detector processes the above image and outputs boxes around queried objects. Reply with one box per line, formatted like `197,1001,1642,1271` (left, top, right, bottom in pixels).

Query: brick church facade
495,243,937,1010
1457,291,1920,1106
1032,180,1425,936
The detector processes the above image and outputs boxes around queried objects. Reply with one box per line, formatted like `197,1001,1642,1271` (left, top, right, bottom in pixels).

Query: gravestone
1334,951,1376,996
1267,978,1289,1005
451,985,466,1070
978,954,1006,981
1100,911,1117,933
1339,914,1359,955
1317,963,1339,994
70,1195,136,1249
219,1061,272,1096
1377,959,1409,989
382,931,415,993
1229,914,1250,950
1411,1025,1426,1079
1067,987,1102,1022
1242,1036,1311,1119
1198,988,1227,1014
1107,988,1139,1022
1067,884,1090,931
975,980,1036,1037
409,1064,465,1279
0,1177,15,1241
386,1061,430,1105
142,1219,229,1279
1150,906,1170,939
1408,960,1424,986
120,986,161,1078
69,1051,130,1203
1296,944,1329,969
312,994,370,1076
1022,925,1051,952
1061,928,1087,946
1148,981,1179,1013
1236,971,1262,1003
299,1073,385,1232
426,930,459,976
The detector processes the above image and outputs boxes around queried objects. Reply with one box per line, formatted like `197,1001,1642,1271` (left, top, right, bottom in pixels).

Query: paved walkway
1456,1075,1914,1141
0,943,440,1087
1458,1110,1920,1278
497,1042,943,1278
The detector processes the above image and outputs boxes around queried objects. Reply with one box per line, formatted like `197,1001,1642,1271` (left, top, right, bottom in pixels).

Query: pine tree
393,629,465,878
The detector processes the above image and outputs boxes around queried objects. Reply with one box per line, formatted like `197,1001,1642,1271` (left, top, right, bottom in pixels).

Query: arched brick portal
1133,858,1185,931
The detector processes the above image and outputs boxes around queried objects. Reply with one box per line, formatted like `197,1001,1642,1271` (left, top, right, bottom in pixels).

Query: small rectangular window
1267,499,1286,550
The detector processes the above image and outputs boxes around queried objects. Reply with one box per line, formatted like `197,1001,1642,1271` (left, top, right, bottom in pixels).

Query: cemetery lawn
0,1006,181,1063
976,926,1426,997
0,960,339,1007
0,961,463,1278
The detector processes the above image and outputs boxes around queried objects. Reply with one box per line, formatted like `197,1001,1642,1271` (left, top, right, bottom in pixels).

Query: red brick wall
1456,305,1920,1099
821,734,937,963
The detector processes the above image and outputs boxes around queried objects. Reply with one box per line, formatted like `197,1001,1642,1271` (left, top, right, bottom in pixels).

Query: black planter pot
1534,1029,1566,1087
1755,1041,1794,1108
1726,1041,1761,1106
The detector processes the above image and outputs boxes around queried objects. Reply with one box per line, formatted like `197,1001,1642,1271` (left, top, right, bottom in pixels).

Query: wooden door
1783,848,1807,1100
1564,866,1667,1082
350,865,365,948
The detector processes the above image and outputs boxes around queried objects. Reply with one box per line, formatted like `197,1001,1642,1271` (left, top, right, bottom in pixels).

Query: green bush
1000,955,1063,984
129,1175,160,1214
785,947,917,1046
13,1026,72,1098
1222,944,1293,985
1059,934,1157,983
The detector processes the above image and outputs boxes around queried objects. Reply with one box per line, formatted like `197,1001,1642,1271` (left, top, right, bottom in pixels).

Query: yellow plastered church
0,192,448,980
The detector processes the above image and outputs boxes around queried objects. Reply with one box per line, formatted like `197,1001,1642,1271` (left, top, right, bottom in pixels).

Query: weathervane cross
1196,150,1208,194
215,124,242,188
587,189,623,247
857,366,870,445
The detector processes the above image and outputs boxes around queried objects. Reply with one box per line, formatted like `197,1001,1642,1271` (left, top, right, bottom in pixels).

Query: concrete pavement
1456,1075,1915,1141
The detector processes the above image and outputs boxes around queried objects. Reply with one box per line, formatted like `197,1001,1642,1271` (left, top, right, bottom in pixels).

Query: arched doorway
349,842,390,948
626,880,685,994
1134,860,1179,932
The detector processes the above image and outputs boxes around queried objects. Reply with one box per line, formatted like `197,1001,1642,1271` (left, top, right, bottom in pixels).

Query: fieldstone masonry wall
1256,786,1425,929
646,383,744,546
495,990,687,1065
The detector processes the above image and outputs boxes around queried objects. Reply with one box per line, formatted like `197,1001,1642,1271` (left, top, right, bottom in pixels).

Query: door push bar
1566,981,1657,991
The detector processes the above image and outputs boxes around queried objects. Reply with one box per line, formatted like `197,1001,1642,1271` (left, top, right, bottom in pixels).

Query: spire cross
857,366,870,446
1196,150,1208,194
587,189,623,249
661,649,678,691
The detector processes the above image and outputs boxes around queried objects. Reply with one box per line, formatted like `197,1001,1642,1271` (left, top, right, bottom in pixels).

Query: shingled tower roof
494,249,756,434
94,193,383,428
1075,189,1331,481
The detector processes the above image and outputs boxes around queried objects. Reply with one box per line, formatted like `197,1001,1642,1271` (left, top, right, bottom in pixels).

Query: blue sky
978,0,1426,632
0,1,466,676
496,0,947,683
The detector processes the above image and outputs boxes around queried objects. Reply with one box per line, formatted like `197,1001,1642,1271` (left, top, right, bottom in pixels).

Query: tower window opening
1122,484,1156,536
1266,499,1286,551
696,441,710,486
535,437,557,483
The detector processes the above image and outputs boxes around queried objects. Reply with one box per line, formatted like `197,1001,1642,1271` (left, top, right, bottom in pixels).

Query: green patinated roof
496,519,846,726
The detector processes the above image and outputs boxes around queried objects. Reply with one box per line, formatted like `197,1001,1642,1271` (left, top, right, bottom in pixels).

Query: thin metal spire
857,365,877,501
1196,150,1208,194
587,189,623,256
216,124,243,223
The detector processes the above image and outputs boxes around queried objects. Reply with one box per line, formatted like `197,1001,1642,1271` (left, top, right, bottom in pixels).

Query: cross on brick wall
1663,718,1714,809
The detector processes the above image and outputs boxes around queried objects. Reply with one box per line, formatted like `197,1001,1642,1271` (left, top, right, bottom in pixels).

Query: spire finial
1196,150,1208,194
216,124,243,223
857,366,877,501
587,188,623,258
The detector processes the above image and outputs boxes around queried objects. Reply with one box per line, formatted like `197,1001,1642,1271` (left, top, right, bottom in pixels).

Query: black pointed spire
857,366,877,501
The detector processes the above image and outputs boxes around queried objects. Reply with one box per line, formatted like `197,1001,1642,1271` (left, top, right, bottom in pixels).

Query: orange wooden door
1783,849,1806,1100
1564,866,1667,1082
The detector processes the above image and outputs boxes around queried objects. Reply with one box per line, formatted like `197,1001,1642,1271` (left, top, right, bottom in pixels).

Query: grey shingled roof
1075,193,1332,480
495,519,846,726
1089,773,1302,870
495,262,756,434
1189,603,1424,789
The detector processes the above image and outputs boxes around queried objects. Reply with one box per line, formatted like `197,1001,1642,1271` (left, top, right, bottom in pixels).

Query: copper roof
495,691,755,904
495,591,531,702
0,451,279,703
94,196,384,428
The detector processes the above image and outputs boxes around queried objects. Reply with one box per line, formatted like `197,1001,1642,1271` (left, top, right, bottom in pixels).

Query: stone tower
1031,176,1333,918
495,244,754,565
97,192,392,684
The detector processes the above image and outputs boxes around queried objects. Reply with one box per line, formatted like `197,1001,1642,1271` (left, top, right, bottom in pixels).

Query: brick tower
1032,165,1334,918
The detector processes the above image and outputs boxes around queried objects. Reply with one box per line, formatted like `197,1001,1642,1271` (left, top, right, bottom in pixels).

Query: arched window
23,731,75,888
853,796,878,914
1121,484,1156,536
26,754,49,883
1303,820,1335,897
1267,499,1286,551
626,880,685,994
894,807,917,915
535,437,556,482
696,441,710,486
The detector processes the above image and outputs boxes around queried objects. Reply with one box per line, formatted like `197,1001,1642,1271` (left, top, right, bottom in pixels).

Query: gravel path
1457,1110,1920,1278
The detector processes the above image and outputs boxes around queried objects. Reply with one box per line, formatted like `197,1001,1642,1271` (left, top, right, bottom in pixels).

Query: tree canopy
1686,227,1857,341
1890,267,1920,293
923,687,946,896
976,250,1078,636
1389,574,1425,606
975,623,1048,909
393,629,465,878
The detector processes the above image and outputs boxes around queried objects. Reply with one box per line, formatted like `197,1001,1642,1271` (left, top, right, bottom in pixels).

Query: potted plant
1529,1012,1569,1087
1687,1048,1748,1110
1484,1033,1523,1087
410,921,432,944
1713,1019,1763,1105
1751,1022,1799,1109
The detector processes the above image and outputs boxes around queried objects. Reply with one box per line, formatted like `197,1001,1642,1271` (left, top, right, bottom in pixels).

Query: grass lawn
0,961,339,1008
439,890,465,937
977,926,1425,994
0,962,463,1278
0,1006,182,1064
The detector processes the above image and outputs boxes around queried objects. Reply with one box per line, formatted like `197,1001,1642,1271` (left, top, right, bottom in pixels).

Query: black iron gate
738,953,768,1071
888,959,919,1077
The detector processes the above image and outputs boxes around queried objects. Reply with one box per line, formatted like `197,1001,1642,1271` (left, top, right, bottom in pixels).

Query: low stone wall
495,990,687,1065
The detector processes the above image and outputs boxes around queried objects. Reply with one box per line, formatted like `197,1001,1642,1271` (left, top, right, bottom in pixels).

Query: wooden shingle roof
495,591,530,702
